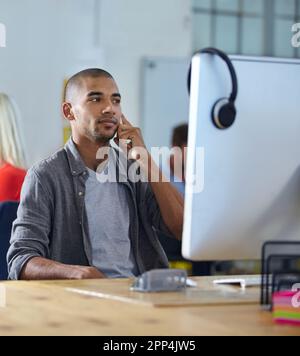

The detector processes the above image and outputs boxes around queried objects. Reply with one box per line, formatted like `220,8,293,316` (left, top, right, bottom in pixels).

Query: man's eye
113,99,121,104
90,98,100,102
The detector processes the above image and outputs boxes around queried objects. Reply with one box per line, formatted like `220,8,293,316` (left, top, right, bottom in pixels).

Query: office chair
0,201,18,280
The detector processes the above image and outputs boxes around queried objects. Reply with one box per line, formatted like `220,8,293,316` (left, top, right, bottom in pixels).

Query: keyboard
213,276,261,289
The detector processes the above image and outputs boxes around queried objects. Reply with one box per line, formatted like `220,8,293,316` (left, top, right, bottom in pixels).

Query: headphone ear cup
212,98,236,129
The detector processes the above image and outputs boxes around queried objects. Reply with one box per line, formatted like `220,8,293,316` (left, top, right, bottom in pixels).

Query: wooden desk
0,276,299,336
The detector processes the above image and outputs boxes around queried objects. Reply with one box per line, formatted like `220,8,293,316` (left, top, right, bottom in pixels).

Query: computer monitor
182,54,300,261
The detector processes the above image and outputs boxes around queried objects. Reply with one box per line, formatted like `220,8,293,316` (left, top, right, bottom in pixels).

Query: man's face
68,76,122,143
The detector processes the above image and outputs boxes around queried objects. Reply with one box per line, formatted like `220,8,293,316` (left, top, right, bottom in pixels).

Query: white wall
98,0,192,126
0,0,101,166
0,0,192,166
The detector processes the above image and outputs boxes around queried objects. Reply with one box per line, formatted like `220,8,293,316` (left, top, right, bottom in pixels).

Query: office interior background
0,0,299,167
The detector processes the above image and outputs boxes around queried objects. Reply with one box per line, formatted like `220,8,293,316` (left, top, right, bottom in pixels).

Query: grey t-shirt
85,158,138,278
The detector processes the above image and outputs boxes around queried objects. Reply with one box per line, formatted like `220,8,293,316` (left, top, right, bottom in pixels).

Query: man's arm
20,257,105,280
144,157,184,240
116,115,184,240
7,167,105,280
7,167,52,280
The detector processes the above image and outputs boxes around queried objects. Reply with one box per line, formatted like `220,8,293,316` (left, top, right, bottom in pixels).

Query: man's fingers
118,125,134,134
121,114,132,126
118,124,135,136
118,130,135,139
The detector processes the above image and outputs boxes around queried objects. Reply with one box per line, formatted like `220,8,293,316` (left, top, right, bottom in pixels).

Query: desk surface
0,276,299,336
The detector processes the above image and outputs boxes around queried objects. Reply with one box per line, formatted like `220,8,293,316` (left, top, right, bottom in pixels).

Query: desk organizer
260,241,300,325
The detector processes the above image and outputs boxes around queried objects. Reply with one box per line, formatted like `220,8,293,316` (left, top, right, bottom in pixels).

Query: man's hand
114,114,147,155
20,257,106,280
70,266,106,279
113,114,184,241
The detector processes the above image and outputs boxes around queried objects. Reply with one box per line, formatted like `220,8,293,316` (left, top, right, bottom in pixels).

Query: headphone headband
187,47,238,102
187,47,238,130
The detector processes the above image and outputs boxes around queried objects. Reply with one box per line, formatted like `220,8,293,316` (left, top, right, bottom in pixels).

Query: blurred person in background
159,123,188,266
167,123,188,196
0,93,27,202
160,123,213,275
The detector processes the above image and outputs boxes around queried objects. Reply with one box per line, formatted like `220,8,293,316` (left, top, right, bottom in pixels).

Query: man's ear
62,102,75,122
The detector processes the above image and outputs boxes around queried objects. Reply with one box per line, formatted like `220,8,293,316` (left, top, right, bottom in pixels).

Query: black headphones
187,48,238,130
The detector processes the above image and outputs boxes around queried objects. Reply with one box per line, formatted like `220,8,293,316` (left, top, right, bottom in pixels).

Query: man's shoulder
30,147,69,179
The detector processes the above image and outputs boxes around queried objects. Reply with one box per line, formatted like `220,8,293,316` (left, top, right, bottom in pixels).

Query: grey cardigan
7,139,170,280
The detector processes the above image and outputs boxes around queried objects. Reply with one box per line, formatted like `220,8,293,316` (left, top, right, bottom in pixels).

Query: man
7,68,183,280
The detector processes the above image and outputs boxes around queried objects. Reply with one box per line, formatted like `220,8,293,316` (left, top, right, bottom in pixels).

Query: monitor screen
182,54,300,261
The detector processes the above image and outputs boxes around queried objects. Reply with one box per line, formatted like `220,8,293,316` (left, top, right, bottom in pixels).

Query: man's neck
72,136,110,171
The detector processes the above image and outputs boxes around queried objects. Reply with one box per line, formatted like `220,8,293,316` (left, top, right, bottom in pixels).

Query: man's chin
93,131,116,143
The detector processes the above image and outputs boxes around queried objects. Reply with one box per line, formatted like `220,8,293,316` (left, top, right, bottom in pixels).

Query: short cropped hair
64,68,114,102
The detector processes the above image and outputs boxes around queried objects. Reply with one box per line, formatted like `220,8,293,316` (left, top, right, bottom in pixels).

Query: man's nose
102,105,115,115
